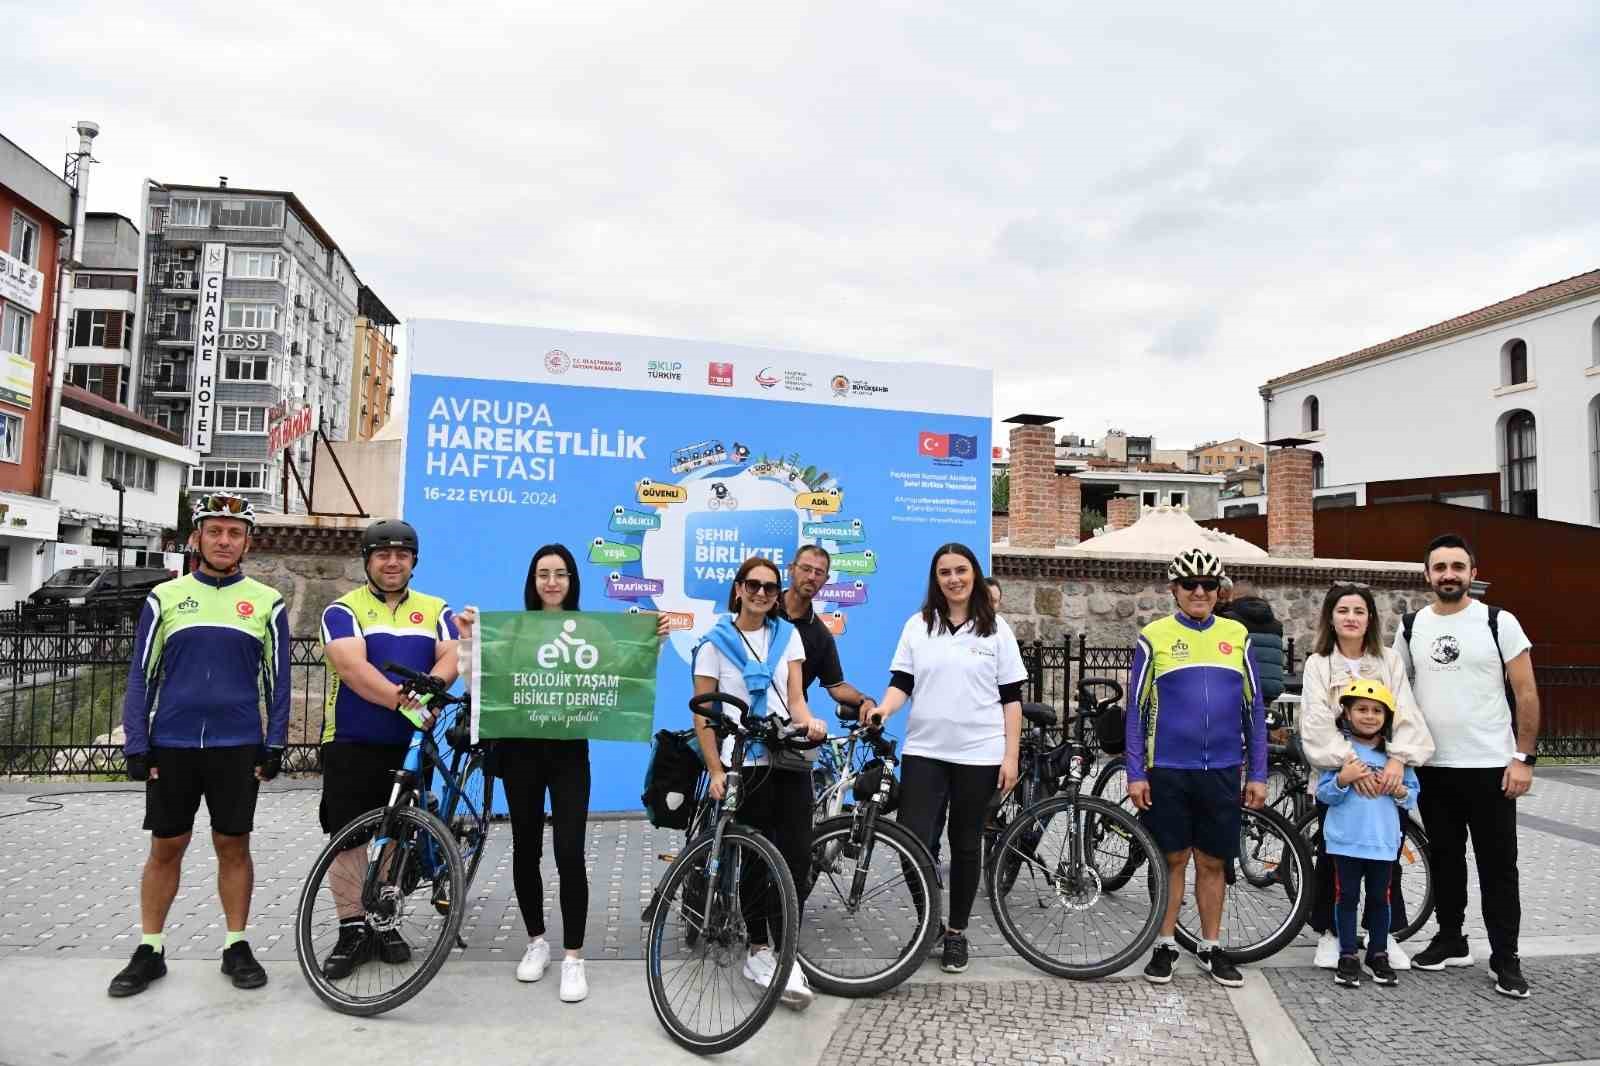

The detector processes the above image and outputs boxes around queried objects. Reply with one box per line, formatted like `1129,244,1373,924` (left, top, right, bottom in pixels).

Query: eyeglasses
1177,578,1221,592
793,563,828,578
536,570,570,581
741,579,781,598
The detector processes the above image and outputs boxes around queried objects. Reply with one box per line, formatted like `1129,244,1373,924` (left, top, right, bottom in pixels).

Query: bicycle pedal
657,852,679,863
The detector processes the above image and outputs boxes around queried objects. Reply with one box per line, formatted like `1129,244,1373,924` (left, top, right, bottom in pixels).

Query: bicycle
294,663,493,1016
1169,800,1313,963
1295,806,1435,944
983,699,1066,899
640,691,823,1055
798,705,942,997
987,678,1170,979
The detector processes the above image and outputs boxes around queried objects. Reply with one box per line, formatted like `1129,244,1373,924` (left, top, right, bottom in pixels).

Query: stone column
1007,424,1059,549
1267,447,1315,558
1056,474,1082,546
1106,495,1140,530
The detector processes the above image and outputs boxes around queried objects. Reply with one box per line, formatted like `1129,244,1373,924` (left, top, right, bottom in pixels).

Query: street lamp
108,476,126,598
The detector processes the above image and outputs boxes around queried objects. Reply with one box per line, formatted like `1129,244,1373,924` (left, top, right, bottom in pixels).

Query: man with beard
781,545,878,716
315,519,460,980
1395,533,1539,998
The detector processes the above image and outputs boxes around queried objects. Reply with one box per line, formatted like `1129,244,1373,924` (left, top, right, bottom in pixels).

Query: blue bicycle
294,664,492,1015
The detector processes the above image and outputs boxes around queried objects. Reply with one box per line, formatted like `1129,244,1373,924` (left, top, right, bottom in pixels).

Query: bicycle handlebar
383,661,467,707
688,691,827,751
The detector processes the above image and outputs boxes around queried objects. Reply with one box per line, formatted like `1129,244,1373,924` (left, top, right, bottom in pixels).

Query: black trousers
897,754,999,931
1416,765,1521,960
499,739,591,950
736,765,815,947
1309,801,1409,935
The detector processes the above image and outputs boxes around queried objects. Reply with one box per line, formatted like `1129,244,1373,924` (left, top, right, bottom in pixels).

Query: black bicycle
641,692,824,1056
798,704,942,997
294,664,493,1015
987,678,1169,979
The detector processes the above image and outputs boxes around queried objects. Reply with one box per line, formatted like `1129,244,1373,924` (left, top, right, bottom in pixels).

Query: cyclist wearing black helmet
316,518,460,980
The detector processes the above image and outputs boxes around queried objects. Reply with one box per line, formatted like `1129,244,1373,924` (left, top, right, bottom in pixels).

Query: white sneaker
1314,931,1340,969
742,947,778,989
779,962,814,1011
516,939,550,983
1387,940,1411,970
559,958,588,1003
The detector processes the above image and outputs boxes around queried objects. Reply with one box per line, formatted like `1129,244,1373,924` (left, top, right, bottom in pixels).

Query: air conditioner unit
171,270,193,289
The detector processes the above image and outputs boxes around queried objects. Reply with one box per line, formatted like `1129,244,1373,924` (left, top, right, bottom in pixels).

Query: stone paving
817,976,1260,1066
1267,954,1600,1066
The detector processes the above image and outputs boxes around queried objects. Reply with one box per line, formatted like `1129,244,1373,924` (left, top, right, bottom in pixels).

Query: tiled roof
1263,268,1600,390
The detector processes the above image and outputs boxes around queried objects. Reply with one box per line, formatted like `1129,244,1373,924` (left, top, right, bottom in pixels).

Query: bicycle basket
851,759,900,812
642,728,704,830
1093,702,1127,756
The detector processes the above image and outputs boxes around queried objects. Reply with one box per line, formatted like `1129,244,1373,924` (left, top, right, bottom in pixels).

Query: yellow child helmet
1339,678,1396,713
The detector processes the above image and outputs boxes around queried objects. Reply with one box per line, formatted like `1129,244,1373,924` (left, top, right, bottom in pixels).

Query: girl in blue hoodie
1317,679,1420,989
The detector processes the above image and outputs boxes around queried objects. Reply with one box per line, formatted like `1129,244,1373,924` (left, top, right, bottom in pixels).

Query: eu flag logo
949,434,978,460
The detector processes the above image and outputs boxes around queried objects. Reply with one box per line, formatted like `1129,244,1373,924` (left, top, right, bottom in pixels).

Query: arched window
1302,395,1320,432
1591,396,1600,522
1501,338,1529,385
1312,450,1326,489
1592,316,1600,367
1504,410,1537,517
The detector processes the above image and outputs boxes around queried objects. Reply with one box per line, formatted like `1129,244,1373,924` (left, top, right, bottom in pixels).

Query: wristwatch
1512,752,1538,766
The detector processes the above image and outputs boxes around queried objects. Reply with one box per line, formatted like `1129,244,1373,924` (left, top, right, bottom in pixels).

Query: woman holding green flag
459,543,667,1005
691,554,829,1011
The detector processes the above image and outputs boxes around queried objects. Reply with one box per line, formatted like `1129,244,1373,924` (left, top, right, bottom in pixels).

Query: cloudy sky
11,1,1598,448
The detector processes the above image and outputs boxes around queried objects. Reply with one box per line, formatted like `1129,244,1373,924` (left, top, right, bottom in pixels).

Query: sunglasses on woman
741,579,781,598
1177,577,1221,592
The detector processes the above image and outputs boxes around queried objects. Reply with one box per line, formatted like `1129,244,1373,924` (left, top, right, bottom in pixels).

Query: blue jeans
1333,855,1391,958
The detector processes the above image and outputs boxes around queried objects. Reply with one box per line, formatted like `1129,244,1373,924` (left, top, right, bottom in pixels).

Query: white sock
1199,939,1219,952
1156,935,1177,947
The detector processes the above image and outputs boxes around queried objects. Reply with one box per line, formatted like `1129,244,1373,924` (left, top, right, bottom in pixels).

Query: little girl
1316,679,1421,989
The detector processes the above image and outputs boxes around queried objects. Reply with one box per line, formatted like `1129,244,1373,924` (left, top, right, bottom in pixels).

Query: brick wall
1056,475,1082,546
1007,424,1059,548
1106,495,1140,530
1267,448,1315,558
993,511,1009,543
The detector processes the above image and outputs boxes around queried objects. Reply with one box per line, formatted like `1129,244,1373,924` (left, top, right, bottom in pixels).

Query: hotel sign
191,242,225,452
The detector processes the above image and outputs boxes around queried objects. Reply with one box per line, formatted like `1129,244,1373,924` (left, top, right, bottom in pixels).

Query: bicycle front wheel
295,804,467,1016
444,753,491,901
989,794,1168,979
1175,804,1312,963
645,827,798,1056
799,814,941,997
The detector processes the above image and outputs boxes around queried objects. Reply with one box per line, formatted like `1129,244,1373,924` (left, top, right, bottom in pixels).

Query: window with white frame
216,200,283,228
218,405,268,434
67,363,123,403
224,302,280,331
150,407,176,432
1168,490,1188,509
57,433,91,477
191,461,267,490
227,249,281,279
1302,395,1320,432
1501,338,1530,386
9,211,40,266
1141,490,1159,509
168,198,212,226
71,309,131,349
223,354,271,382
1,305,31,358
103,446,157,491
0,413,23,463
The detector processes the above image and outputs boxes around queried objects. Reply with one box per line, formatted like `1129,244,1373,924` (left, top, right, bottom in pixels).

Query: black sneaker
1491,955,1530,999
1366,953,1398,986
1198,946,1243,988
1144,944,1179,985
322,923,374,980
220,940,268,989
1334,954,1361,988
940,931,969,974
377,927,412,965
1411,935,1473,971
108,944,167,998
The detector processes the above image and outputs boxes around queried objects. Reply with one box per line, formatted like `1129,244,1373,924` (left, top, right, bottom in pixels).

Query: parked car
28,565,175,619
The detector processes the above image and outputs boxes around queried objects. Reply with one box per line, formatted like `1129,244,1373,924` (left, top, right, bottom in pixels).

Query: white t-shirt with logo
693,622,805,768
1394,599,1531,768
891,613,1028,765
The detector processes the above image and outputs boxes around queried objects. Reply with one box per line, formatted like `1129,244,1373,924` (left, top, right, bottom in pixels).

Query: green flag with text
472,611,660,742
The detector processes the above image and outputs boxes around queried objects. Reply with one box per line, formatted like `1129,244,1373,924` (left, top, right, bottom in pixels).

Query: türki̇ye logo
538,619,599,670
708,362,734,387
918,431,979,461
410,611,426,625
235,600,255,619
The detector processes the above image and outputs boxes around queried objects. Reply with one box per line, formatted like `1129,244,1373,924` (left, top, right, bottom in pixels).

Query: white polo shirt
891,612,1028,765
1395,599,1531,768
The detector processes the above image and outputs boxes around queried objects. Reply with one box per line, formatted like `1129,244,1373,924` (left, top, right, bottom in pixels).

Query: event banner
403,319,992,810
471,610,660,742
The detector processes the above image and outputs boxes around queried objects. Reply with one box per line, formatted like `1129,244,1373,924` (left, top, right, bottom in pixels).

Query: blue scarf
694,614,795,723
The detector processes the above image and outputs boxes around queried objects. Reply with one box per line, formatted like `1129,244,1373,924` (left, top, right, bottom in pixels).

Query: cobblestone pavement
2,769,1599,963
816,976,1260,1066
1266,954,1600,1066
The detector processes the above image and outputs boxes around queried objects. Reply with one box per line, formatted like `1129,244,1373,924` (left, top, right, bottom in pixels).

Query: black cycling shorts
319,741,409,842
1138,767,1243,860
143,745,261,838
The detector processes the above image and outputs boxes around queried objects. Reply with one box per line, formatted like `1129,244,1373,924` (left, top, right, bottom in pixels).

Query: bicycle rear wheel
799,814,941,997
1174,805,1312,963
295,805,466,1016
989,794,1168,979
1296,810,1434,942
443,753,491,902
645,827,798,1055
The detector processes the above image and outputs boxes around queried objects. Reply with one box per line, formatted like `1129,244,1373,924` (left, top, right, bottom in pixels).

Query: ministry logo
544,349,571,374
